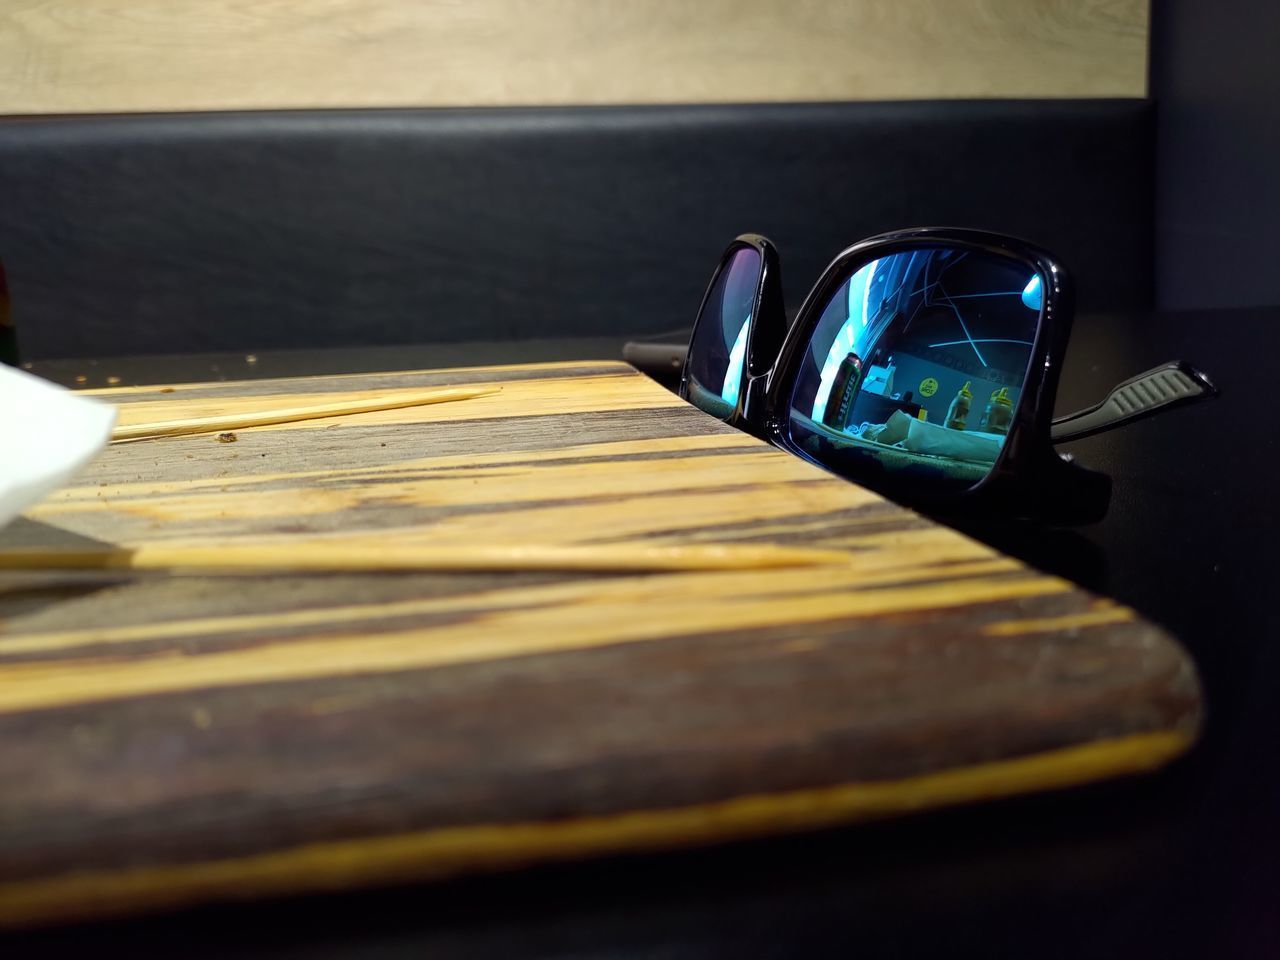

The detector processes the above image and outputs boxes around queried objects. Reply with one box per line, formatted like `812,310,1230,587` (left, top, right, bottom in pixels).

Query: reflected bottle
945,381,972,430
983,387,1013,436
821,352,864,431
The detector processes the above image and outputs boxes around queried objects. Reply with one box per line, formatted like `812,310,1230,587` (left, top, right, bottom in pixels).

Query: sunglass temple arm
622,341,687,377
1050,361,1217,444
626,344,1218,449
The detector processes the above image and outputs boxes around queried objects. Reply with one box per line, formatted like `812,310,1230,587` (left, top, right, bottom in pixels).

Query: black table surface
8,309,1278,958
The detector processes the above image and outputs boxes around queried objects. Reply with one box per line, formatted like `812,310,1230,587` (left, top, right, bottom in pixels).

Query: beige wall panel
0,0,1148,115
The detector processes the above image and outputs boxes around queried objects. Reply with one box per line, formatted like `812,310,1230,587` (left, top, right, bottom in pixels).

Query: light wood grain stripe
983,604,1133,636
111,386,500,442
0,730,1190,929
83,361,634,403
51,434,762,502
0,541,854,577
0,558,1020,660
0,564,1068,715
35,449,812,521
104,374,683,436
29,471,893,556
77,363,632,401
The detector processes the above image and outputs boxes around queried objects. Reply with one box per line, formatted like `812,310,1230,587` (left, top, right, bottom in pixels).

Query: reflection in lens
685,247,762,420
788,247,1042,494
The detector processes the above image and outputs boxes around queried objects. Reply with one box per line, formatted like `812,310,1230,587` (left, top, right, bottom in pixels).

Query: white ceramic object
0,366,116,529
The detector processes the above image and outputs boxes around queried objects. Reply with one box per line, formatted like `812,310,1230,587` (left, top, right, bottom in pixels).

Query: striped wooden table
0,360,1201,927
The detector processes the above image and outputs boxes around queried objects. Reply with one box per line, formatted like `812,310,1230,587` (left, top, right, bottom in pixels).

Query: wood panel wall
0,0,1148,116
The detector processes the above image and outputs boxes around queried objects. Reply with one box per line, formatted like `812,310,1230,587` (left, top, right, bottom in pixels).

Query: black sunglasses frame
681,227,1112,524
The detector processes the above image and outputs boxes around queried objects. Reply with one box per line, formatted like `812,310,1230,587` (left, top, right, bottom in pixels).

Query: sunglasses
673,228,1216,524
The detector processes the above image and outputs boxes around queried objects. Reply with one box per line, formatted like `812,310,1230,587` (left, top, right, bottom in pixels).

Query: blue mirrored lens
788,247,1043,494
685,247,762,419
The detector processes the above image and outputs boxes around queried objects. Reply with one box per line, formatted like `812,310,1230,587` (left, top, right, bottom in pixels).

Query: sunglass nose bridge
738,371,773,436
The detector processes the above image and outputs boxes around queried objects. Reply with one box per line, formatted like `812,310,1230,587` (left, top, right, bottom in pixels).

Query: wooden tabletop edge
0,727,1196,930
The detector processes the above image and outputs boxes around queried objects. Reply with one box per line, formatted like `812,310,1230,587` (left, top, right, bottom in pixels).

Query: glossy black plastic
683,227,1112,524
679,235,785,425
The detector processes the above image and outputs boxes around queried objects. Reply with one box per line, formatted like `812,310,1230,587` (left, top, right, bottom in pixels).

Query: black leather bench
0,100,1152,360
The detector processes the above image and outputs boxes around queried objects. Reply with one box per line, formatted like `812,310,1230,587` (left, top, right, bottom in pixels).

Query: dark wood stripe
0,604,494,666
24,481,843,548
329,442,767,478
59,442,766,504
749,566,1042,601
0,565,1032,668
71,407,735,490
0,571,135,615
0,595,566,667
588,500,936,546
0,571,581,649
